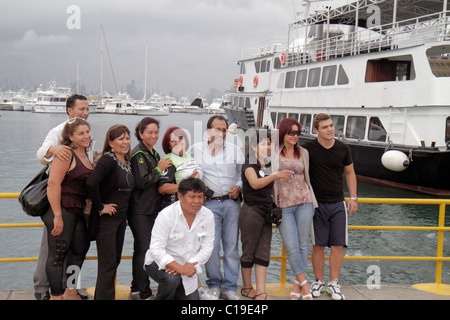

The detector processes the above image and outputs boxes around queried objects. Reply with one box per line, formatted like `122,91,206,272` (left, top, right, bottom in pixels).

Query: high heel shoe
290,279,313,300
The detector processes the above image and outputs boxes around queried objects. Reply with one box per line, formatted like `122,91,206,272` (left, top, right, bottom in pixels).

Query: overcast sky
1,0,317,100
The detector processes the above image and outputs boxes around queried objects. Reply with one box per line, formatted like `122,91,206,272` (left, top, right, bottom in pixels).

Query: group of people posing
33,94,358,301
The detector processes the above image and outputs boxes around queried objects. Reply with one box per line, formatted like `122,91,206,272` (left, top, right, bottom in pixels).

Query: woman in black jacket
86,124,135,300
127,117,172,300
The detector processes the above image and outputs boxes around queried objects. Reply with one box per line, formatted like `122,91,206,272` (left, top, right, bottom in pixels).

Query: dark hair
66,94,87,114
102,124,131,158
135,117,160,142
277,117,302,159
162,127,189,154
178,177,206,196
313,113,332,129
246,129,271,163
61,118,90,147
206,115,228,129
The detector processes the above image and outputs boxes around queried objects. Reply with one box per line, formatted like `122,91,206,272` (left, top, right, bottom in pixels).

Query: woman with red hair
274,118,318,300
158,126,202,210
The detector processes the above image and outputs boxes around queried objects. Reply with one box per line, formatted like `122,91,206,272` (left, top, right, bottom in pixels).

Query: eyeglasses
213,128,227,134
287,130,300,136
170,136,184,143
68,117,86,124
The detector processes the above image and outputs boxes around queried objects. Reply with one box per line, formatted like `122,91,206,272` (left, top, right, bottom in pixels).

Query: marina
0,0,449,301
0,111,449,299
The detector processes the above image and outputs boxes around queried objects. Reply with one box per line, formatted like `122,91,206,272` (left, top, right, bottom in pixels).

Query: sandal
290,279,313,300
290,280,301,300
254,292,269,300
299,280,313,300
240,287,255,299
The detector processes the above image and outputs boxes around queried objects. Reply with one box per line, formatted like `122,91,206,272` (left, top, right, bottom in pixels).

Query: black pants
94,214,126,300
145,262,199,300
41,207,89,296
128,213,157,299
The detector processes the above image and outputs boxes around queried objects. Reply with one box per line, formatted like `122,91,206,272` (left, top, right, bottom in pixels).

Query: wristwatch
350,197,358,202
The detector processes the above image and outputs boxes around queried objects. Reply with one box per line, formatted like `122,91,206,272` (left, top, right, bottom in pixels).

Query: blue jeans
278,203,314,276
204,199,240,292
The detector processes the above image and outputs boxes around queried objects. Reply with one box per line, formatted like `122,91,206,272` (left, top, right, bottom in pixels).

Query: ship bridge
286,0,450,66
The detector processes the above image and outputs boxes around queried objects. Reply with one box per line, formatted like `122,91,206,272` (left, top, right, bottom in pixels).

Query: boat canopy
290,0,450,28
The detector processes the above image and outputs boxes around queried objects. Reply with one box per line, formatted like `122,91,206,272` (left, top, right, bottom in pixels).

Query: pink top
276,157,312,209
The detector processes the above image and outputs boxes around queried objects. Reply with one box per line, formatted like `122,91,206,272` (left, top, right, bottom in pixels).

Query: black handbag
18,165,50,217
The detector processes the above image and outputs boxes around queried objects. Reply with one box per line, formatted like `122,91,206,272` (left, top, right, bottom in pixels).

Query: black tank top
61,151,92,215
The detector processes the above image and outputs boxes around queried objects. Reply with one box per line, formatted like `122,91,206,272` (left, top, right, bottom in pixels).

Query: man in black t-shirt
303,113,358,300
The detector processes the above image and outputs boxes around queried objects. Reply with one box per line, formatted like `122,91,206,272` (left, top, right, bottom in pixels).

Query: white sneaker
199,287,216,300
326,279,346,300
221,290,241,300
310,279,325,298
205,287,220,300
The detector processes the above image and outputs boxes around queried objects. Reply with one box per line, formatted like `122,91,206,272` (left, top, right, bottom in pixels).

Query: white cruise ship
224,0,450,196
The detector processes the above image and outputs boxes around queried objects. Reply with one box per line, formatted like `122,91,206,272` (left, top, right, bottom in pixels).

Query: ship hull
224,107,450,196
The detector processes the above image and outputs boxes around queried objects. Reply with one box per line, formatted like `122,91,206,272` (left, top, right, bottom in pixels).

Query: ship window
337,65,349,85
285,71,296,88
245,97,251,109
427,47,450,77
255,61,260,73
295,70,307,88
308,68,321,87
271,112,277,128
261,60,267,73
239,97,245,108
274,57,282,69
446,117,450,143
368,117,387,142
277,113,287,126
240,63,246,75
266,60,271,72
346,116,367,140
289,113,299,120
300,114,312,134
330,115,345,137
322,65,337,86
365,55,414,82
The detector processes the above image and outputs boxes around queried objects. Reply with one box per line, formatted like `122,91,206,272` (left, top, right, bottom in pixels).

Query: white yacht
33,82,71,114
97,93,136,114
224,0,450,196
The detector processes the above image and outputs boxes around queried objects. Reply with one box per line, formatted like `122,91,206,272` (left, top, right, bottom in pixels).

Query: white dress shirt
191,141,244,196
36,121,67,165
144,201,215,295
36,119,94,165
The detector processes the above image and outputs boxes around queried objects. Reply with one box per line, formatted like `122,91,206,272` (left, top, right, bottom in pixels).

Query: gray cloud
0,0,295,99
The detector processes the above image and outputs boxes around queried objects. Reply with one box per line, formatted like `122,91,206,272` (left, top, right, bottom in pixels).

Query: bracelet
350,197,358,202
54,212,62,217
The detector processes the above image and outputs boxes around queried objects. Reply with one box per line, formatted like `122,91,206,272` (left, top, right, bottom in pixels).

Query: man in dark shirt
303,113,358,300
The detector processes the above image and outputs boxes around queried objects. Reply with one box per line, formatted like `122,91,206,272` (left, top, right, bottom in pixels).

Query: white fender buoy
228,123,238,134
381,150,409,172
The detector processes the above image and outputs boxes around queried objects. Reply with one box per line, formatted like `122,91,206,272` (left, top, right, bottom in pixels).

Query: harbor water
0,110,449,291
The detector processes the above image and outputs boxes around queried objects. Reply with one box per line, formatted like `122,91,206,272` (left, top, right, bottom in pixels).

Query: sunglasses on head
287,130,300,136
68,117,86,124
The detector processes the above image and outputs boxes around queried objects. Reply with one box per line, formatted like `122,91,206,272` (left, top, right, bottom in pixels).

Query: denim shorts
311,201,348,247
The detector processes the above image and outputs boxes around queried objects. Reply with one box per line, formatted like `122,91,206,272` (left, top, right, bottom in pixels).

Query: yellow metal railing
1,193,449,294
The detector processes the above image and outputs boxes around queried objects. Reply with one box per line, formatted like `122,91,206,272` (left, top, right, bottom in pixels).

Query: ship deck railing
1,193,449,297
286,10,450,66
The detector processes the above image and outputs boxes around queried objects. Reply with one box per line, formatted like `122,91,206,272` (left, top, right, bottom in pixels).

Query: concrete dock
1,284,449,300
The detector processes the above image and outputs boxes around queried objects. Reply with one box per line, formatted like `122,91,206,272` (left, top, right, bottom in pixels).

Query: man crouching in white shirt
144,177,215,300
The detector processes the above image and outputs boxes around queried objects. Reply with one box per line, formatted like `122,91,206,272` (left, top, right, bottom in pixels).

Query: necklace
105,151,132,173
